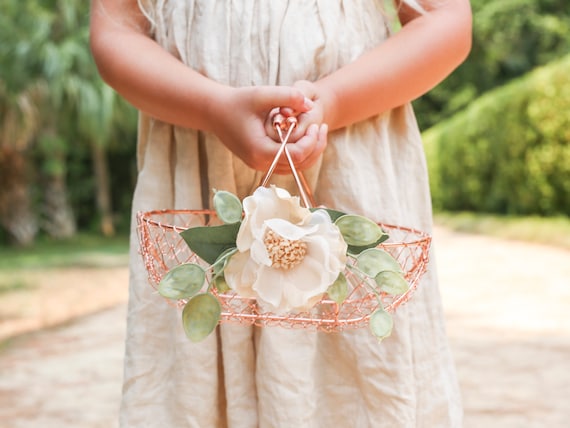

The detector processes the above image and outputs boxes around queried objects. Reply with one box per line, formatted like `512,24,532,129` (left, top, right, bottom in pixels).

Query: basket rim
136,208,431,332
136,208,432,247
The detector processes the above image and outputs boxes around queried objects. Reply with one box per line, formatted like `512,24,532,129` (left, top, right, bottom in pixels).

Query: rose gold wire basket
136,209,431,333
136,116,431,333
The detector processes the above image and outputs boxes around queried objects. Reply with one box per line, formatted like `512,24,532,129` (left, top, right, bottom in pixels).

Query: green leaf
346,234,390,256
310,207,346,222
335,214,388,248
158,263,205,300
180,222,240,265
327,272,349,305
182,293,222,342
212,247,237,275
375,271,409,295
369,308,393,341
356,248,403,277
213,274,231,293
213,190,242,224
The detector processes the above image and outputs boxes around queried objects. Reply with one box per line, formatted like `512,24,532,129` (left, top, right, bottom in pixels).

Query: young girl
90,1,472,426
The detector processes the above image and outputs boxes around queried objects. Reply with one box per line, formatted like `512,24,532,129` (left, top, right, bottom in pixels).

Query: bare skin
287,0,472,143
89,0,471,171
89,0,326,173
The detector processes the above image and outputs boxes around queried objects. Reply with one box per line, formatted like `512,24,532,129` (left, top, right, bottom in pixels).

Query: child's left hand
265,80,329,171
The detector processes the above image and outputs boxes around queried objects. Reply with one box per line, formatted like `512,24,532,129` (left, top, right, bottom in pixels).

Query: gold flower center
264,229,307,270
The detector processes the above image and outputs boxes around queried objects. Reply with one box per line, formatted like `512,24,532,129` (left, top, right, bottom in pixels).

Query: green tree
424,55,570,216
0,81,43,246
0,1,43,245
414,0,570,130
0,0,137,243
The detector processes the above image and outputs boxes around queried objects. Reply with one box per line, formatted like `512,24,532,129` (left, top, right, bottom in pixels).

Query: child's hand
213,85,324,174
265,109,329,173
264,80,329,171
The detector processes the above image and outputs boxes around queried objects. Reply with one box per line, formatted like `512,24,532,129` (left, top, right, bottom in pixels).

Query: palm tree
0,1,44,245
40,0,137,237
0,0,136,242
0,82,43,246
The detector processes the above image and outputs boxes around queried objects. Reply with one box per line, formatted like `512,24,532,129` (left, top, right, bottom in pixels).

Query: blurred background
0,0,569,427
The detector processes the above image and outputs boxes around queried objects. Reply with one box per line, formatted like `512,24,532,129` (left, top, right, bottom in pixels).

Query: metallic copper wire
136,209,431,333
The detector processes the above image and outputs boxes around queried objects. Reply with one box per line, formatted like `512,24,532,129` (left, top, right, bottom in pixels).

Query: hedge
423,54,570,216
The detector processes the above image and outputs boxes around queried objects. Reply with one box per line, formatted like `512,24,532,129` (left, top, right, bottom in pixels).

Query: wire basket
137,209,431,333
136,115,431,333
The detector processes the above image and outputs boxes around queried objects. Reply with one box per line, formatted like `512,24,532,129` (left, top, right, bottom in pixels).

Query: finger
269,115,304,146
259,126,325,174
279,107,296,117
257,128,300,175
292,80,316,99
319,123,329,143
253,86,314,114
284,124,319,165
292,123,328,171
286,111,315,143
303,123,328,169
269,131,308,175
316,123,329,157
270,122,327,174
264,108,283,141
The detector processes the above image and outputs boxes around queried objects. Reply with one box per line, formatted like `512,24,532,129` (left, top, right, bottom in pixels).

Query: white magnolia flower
224,186,347,313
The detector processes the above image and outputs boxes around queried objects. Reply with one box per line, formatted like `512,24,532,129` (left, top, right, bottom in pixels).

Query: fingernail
303,97,314,109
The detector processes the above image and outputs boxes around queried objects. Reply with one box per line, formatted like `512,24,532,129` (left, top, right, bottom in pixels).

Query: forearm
89,1,227,132
317,0,472,130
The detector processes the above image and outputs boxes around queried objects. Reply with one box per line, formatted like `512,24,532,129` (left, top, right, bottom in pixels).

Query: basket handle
258,114,316,208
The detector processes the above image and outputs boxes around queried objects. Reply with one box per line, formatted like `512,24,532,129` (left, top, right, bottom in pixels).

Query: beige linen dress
121,1,463,427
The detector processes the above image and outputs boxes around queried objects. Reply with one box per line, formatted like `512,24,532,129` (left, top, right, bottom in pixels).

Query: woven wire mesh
137,209,431,332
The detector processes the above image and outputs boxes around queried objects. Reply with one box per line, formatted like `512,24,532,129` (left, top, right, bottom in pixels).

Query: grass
0,213,568,275
0,277,35,295
0,233,130,347
0,233,130,271
434,212,570,250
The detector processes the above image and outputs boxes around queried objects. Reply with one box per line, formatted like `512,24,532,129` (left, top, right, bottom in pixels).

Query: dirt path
435,227,570,428
0,305,126,428
1,227,569,427
0,267,129,341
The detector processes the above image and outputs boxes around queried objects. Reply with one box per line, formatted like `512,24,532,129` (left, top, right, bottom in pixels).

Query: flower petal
279,256,329,309
305,227,347,272
229,185,349,314
264,218,317,241
238,186,311,250
252,267,285,311
224,251,257,298
250,238,272,266
308,209,334,225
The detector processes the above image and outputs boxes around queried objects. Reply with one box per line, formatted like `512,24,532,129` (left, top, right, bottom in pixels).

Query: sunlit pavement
1,227,569,427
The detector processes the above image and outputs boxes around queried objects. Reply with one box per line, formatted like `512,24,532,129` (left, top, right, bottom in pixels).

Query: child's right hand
213,86,327,174
262,80,329,172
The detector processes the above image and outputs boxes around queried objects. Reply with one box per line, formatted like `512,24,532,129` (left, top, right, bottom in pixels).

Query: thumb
292,80,318,100
254,86,314,113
